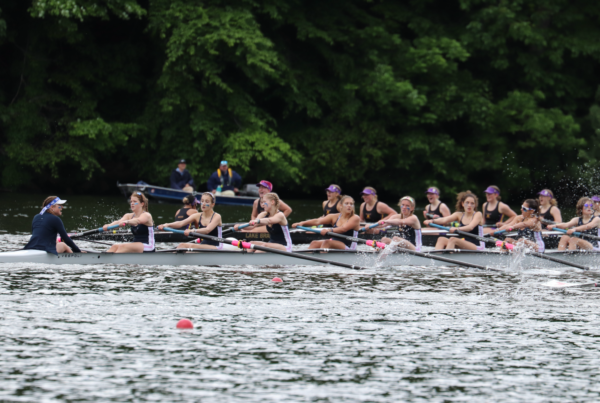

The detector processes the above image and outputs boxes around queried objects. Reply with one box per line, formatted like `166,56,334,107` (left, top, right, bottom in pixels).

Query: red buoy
176,319,194,329
272,277,283,283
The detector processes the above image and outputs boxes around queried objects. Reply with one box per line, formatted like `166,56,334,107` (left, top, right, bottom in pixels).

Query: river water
1,194,599,402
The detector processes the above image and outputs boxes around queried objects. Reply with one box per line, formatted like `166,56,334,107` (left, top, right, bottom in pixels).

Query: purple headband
325,185,341,193
361,188,376,196
484,186,499,195
592,196,600,202
537,190,553,198
425,187,439,195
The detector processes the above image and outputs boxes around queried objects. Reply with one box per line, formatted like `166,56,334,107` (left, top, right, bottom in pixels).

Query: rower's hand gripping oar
429,223,590,271
359,223,381,233
297,226,498,271
163,227,372,270
542,219,600,241
69,224,122,240
222,222,250,235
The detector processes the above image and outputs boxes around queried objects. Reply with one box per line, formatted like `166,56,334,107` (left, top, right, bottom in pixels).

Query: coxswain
376,196,422,251
102,192,155,253
424,191,485,250
170,159,194,192
322,184,342,216
250,180,292,220
422,187,451,221
547,197,600,251
359,187,396,232
234,193,292,252
207,160,242,196
173,195,199,229
592,195,600,213
538,189,562,224
24,196,81,255
491,199,545,252
158,193,223,249
481,186,517,234
292,195,361,250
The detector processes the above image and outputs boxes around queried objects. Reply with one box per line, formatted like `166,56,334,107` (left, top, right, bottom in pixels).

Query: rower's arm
279,200,292,217
194,213,222,234
259,212,286,226
439,203,451,217
127,212,152,226
572,217,600,232
330,215,360,233
550,217,580,230
459,212,483,231
499,203,517,220
293,216,331,228
250,200,259,220
105,214,132,227
551,207,562,223
161,214,199,230
54,217,81,253
378,203,397,221
425,212,459,226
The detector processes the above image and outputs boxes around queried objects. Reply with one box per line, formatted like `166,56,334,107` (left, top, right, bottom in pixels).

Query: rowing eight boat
1,249,599,268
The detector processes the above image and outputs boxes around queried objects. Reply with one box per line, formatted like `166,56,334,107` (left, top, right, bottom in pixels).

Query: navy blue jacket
207,170,242,192
24,214,81,255
170,169,194,190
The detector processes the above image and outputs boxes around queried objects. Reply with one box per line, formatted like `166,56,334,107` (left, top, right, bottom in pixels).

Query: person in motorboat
158,193,223,250
292,195,361,250
547,197,600,251
359,187,396,233
423,191,485,251
322,184,342,216
173,195,199,229
250,180,292,220
490,198,545,252
24,196,82,255
170,159,194,192
207,160,242,196
102,192,155,253
374,196,422,251
537,189,562,224
481,186,517,234
422,187,451,222
234,193,292,252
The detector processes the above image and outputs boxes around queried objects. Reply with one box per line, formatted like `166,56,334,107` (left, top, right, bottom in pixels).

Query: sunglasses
521,205,534,212
584,203,594,208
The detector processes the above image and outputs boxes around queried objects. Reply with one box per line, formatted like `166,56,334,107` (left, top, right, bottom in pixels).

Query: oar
297,226,499,271
222,222,250,235
163,228,371,270
69,224,122,240
541,219,600,241
542,279,600,289
429,223,590,271
359,223,381,232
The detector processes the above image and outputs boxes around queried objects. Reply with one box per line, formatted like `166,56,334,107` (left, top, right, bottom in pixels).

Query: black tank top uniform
427,202,446,218
256,199,266,215
577,217,599,248
323,199,340,216
175,208,197,228
130,214,155,252
362,201,383,222
459,213,484,249
264,212,292,251
517,219,545,252
484,202,503,226
333,214,359,249
197,213,222,247
395,221,423,251
541,206,556,222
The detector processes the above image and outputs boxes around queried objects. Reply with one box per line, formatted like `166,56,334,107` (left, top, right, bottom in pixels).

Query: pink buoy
272,277,283,283
176,319,194,329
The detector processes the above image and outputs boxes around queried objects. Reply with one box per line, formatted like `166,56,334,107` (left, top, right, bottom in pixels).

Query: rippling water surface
1,194,599,402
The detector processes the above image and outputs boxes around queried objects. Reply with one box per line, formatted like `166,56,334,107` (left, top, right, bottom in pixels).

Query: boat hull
2,249,599,269
117,183,257,206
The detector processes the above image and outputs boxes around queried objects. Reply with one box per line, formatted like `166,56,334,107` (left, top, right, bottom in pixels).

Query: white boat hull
2,249,600,269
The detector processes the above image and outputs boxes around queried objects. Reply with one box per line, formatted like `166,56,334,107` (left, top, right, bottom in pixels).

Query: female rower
250,180,292,220
423,191,485,250
481,186,517,234
158,193,223,249
592,195,600,213
538,189,562,224
547,197,600,251
102,192,155,253
322,184,342,216
235,192,292,252
490,199,544,252
375,196,422,251
423,187,451,220
359,187,396,232
173,195,199,228
24,196,81,255
292,195,360,250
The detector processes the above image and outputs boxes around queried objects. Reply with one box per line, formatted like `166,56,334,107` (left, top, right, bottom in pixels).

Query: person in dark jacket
207,160,242,196
170,159,194,191
24,196,81,255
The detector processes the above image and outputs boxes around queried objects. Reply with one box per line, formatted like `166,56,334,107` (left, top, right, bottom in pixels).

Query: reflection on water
1,195,599,401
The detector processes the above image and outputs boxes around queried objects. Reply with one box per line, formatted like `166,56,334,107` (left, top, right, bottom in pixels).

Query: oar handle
359,223,381,232
238,223,251,229
70,224,121,239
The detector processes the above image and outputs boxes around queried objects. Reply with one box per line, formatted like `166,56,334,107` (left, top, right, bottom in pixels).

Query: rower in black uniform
423,187,451,222
24,196,81,255
376,196,423,251
481,186,517,234
158,192,223,250
537,189,562,226
292,195,361,251
548,197,600,251
250,180,292,221
322,184,342,216
102,192,155,253
174,195,199,229
359,187,396,233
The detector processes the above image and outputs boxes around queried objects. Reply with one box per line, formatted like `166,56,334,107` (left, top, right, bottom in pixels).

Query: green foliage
1,0,599,199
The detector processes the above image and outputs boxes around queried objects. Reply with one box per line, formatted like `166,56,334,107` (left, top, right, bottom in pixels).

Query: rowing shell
1,249,599,268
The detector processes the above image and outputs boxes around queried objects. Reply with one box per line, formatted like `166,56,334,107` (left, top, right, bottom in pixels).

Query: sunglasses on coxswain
584,203,594,208
521,205,535,212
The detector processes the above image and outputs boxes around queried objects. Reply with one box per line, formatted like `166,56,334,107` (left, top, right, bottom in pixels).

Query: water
1,194,599,402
